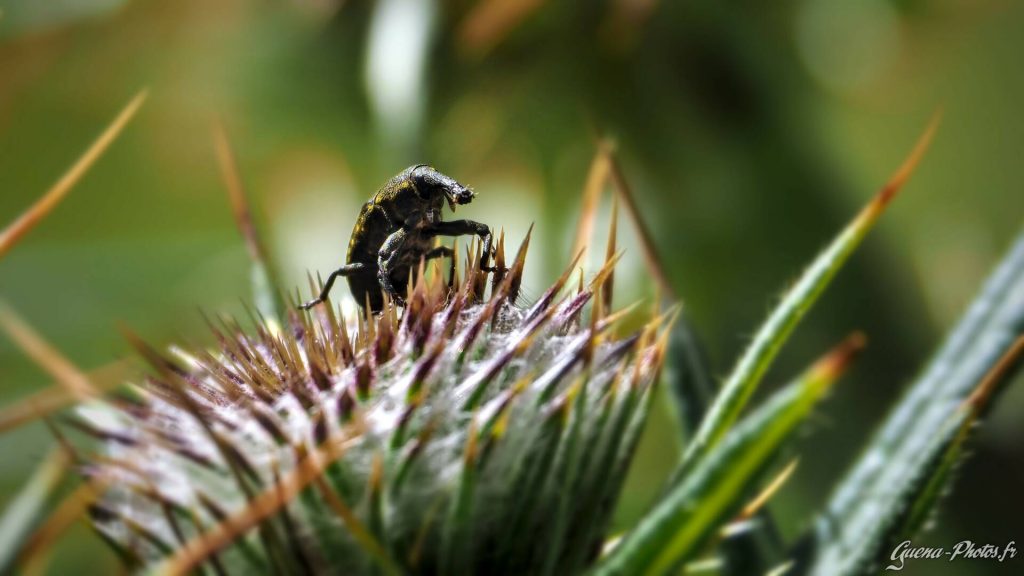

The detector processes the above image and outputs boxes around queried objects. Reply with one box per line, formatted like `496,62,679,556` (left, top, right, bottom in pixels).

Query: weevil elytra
299,165,497,313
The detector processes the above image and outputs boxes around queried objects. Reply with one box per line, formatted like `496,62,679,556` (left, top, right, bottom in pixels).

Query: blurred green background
0,0,1021,574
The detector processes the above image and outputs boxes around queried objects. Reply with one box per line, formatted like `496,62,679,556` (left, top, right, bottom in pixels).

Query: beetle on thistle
300,164,498,312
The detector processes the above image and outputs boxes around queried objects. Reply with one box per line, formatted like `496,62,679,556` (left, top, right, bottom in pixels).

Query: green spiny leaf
673,117,938,482
594,334,863,576
801,230,1024,575
667,312,789,575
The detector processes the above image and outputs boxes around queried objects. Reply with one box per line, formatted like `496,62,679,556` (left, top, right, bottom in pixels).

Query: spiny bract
76,232,669,575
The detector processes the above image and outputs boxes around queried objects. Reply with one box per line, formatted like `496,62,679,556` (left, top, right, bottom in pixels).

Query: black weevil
299,165,497,312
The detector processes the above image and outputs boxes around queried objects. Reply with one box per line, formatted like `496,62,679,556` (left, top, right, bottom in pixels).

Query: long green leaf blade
803,231,1024,575
594,334,864,576
668,312,789,575
674,117,939,479
891,337,1024,548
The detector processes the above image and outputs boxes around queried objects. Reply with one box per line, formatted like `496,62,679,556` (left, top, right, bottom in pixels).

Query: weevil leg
424,220,503,272
298,262,367,310
377,228,408,299
424,245,454,261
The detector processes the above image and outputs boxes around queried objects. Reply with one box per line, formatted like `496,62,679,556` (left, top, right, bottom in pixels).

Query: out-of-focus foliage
0,1,1022,574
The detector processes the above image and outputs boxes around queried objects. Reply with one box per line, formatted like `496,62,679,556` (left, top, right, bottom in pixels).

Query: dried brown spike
606,148,676,302
490,228,508,293
0,90,147,260
870,111,941,212
14,478,108,571
364,293,377,342
118,325,188,378
250,404,290,445
603,193,619,313
62,416,137,447
573,138,614,258
456,278,507,353
329,303,355,367
214,122,266,268
337,387,356,422
0,360,130,433
807,331,868,385
588,250,623,294
213,120,285,318
375,308,395,364
0,303,97,401
507,223,533,303
428,259,446,307
526,248,584,322
585,286,602,366
448,241,460,289
355,357,373,400
736,459,799,524
964,334,1024,412
472,238,490,301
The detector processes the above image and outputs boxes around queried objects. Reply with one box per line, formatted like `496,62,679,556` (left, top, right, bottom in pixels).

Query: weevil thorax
409,164,476,217
375,165,472,229
372,168,436,228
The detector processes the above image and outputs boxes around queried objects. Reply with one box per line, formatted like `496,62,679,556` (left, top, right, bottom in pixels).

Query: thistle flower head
77,232,668,575
3,109,1018,576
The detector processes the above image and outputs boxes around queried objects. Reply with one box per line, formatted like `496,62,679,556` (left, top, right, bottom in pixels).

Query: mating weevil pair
299,164,499,313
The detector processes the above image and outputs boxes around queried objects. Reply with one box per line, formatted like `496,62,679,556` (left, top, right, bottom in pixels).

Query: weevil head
410,164,476,213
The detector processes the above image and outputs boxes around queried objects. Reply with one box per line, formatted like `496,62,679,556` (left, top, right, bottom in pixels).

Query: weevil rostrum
300,165,498,313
